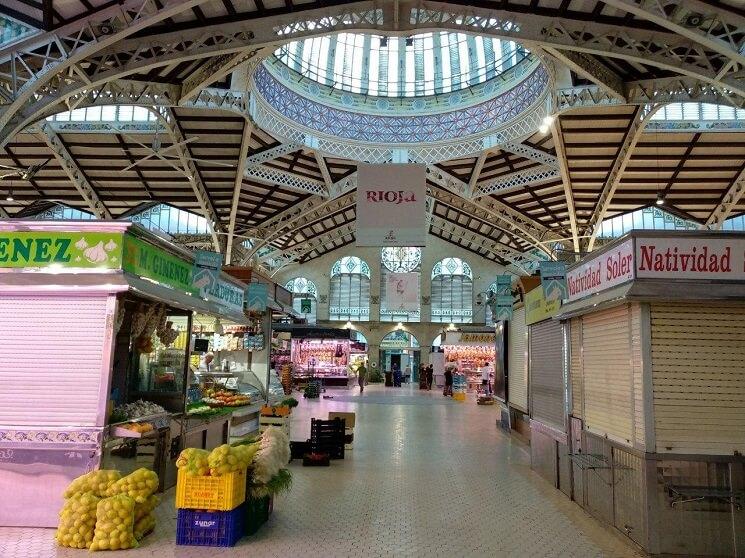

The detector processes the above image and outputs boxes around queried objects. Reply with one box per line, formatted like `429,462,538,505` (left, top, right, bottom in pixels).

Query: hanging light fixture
5,189,13,202
655,192,665,206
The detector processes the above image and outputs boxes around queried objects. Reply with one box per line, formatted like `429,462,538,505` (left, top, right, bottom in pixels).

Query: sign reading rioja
356,163,426,246
566,239,634,302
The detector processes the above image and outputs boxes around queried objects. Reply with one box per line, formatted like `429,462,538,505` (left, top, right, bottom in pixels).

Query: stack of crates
453,374,467,401
329,412,355,450
175,468,247,547
310,417,346,459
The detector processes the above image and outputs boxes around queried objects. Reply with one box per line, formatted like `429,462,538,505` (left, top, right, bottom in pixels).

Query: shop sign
192,249,223,298
245,282,268,312
495,296,513,321
525,286,560,325
539,261,568,301
0,231,123,269
300,298,313,314
204,279,244,313
356,163,427,246
380,338,410,349
635,236,745,280
566,239,634,302
493,275,512,295
122,235,193,292
444,331,496,345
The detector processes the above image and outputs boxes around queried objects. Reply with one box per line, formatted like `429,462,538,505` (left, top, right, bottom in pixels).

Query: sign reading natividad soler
566,235,745,302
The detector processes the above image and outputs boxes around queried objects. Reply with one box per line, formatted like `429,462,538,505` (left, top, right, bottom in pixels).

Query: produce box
243,495,270,536
302,452,330,467
453,392,466,402
176,507,244,547
175,469,246,511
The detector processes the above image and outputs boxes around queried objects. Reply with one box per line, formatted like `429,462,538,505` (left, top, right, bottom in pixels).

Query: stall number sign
0,232,123,269
566,239,634,302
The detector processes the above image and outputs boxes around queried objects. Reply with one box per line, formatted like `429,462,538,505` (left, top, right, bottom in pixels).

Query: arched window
431,257,473,323
380,247,421,322
285,277,317,324
329,256,371,321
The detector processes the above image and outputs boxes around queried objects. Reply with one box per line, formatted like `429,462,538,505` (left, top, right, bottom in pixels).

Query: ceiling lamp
656,192,665,206
5,190,13,202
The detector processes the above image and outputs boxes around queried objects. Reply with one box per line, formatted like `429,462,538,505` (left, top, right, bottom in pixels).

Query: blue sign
494,275,512,296
245,282,268,312
193,250,223,299
539,261,568,303
495,295,513,321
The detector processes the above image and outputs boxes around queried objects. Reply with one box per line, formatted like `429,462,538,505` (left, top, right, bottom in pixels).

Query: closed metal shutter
0,294,112,427
529,319,565,430
508,306,528,412
570,317,583,419
583,304,634,446
651,302,745,455
630,303,645,450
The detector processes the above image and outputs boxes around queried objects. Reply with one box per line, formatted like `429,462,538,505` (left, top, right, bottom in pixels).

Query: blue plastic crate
176,506,244,547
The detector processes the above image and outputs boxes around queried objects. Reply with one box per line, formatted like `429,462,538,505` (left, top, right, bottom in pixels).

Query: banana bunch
175,448,210,476
105,468,159,504
207,443,259,476
55,492,99,549
63,470,121,499
89,494,138,551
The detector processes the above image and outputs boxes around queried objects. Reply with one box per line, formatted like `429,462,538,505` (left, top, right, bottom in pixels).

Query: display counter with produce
0,221,260,527
442,330,497,393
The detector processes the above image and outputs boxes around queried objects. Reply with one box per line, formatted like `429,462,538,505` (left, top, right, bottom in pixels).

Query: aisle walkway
0,385,641,557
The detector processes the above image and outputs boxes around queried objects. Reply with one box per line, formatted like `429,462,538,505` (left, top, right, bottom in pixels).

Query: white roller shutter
508,306,528,412
529,319,565,430
583,304,634,446
569,317,583,419
0,294,112,427
651,302,745,455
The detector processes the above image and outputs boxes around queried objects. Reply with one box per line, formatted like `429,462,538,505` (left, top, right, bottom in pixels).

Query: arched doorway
380,330,420,384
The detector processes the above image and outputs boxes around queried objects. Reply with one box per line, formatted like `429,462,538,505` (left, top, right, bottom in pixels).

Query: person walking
357,362,367,393
480,361,491,395
443,367,453,397
426,364,434,391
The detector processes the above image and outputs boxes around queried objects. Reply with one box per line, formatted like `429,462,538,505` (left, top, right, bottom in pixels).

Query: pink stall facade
0,220,252,527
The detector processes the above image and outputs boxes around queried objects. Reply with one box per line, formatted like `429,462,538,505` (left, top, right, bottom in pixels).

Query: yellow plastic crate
175,468,246,511
453,392,466,402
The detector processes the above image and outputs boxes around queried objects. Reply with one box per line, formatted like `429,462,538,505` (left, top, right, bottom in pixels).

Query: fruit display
89,494,138,551
64,470,122,499
106,468,159,504
134,495,160,522
119,422,154,434
176,448,210,477
201,389,250,407
55,492,99,549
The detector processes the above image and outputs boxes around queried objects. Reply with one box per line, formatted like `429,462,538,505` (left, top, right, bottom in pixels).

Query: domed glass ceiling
273,32,529,98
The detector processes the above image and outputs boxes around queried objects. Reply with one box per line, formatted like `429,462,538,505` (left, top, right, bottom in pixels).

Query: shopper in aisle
357,362,367,393
426,364,434,390
443,367,453,397
481,362,491,395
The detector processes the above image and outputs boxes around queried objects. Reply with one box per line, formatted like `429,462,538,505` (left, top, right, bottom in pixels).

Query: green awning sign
122,235,193,292
0,232,122,269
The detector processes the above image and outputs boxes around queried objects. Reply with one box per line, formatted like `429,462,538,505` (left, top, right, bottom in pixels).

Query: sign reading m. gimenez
355,163,427,247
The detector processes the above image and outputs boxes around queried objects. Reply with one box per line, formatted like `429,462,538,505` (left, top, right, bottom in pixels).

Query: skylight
274,32,528,97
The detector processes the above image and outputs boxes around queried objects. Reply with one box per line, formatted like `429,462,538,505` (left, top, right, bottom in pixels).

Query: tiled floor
0,384,643,557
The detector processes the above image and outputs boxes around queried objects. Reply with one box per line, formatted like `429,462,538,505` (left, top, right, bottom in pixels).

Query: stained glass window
329,257,371,321
285,277,318,324
431,257,473,324
380,247,421,322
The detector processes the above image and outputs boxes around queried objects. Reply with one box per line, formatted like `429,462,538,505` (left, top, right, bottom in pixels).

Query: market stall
555,231,745,556
0,221,258,527
442,330,497,392
291,329,351,388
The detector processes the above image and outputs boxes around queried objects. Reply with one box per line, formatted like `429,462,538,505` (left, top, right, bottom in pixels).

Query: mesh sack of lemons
55,492,100,549
206,443,259,476
89,494,138,551
64,470,121,498
175,448,210,476
133,513,156,541
106,468,159,503
133,494,160,522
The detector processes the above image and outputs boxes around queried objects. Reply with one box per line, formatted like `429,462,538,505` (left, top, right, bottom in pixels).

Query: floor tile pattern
0,385,643,557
